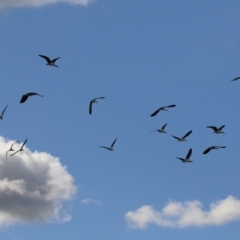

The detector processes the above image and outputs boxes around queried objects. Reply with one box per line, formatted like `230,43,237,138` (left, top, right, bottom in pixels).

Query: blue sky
0,0,240,239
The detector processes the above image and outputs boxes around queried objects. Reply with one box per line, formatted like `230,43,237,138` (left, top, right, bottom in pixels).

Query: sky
0,0,240,239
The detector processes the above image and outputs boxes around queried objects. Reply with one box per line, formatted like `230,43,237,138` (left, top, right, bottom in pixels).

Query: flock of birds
3,54,240,162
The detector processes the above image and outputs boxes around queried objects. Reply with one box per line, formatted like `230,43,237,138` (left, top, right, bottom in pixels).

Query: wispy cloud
0,0,94,9
0,137,76,227
125,196,240,229
80,199,101,206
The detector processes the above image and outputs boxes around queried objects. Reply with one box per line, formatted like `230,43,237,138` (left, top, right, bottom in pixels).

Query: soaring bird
20,92,44,103
203,146,226,154
10,138,28,156
6,140,19,160
0,105,8,120
99,138,117,151
89,97,105,115
171,130,192,141
176,148,193,163
150,104,176,117
207,125,225,134
151,123,168,134
39,55,60,67
231,76,240,81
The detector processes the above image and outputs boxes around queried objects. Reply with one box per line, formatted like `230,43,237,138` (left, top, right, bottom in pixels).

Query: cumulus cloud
0,137,76,227
125,196,240,229
0,0,94,9
80,199,101,206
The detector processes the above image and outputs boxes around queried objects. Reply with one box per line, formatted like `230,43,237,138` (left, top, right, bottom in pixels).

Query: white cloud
125,196,240,229
0,0,94,9
80,199,101,206
0,137,76,227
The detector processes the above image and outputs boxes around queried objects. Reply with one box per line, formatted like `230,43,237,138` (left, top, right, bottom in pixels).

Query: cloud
0,0,94,9
125,196,240,229
0,137,76,227
80,199,101,206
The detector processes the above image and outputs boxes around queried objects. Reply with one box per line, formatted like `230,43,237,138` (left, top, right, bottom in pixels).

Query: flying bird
171,130,192,141
99,138,117,151
176,148,193,163
207,125,225,134
0,105,8,120
89,97,106,115
20,92,44,103
6,140,19,160
150,104,176,117
39,55,60,67
10,138,28,156
151,123,168,134
231,76,240,81
203,146,226,154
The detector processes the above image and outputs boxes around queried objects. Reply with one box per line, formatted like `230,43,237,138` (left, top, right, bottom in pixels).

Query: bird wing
27,92,44,97
182,130,192,139
1,105,8,117
20,95,28,103
166,104,176,108
111,138,117,148
95,97,105,100
161,123,168,130
89,101,93,115
39,55,51,63
171,135,180,140
203,147,211,154
150,108,161,117
219,125,225,130
150,130,158,134
207,126,218,131
52,57,61,62
231,77,240,81
186,148,192,159
218,146,226,149
20,138,28,149
6,150,10,160
176,157,184,162
10,149,20,156
98,146,111,150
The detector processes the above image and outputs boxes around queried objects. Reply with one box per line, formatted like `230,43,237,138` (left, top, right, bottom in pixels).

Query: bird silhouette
6,140,19,160
89,97,105,115
176,148,193,163
20,92,44,103
99,138,117,151
203,146,226,154
207,125,225,134
172,130,192,141
231,76,240,81
150,104,176,117
10,138,28,156
0,105,8,120
151,123,168,134
39,55,60,67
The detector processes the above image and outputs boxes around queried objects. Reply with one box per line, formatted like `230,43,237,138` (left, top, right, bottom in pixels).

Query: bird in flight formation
10,138,28,156
150,104,176,117
176,148,193,163
99,138,117,151
6,140,19,160
203,146,226,154
171,130,192,142
20,92,44,103
0,105,8,120
89,97,106,115
151,123,168,134
39,55,61,68
207,125,225,134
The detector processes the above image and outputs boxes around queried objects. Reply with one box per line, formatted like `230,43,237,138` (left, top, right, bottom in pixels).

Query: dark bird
207,125,225,134
176,148,193,163
203,146,226,154
10,138,28,157
20,92,44,103
231,76,240,81
99,138,117,151
0,105,8,120
39,55,60,67
172,130,192,141
151,123,168,134
150,104,176,117
6,140,19,160
89,97,105,115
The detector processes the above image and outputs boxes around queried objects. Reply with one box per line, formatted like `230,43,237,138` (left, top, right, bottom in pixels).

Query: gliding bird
176,148,193,163
6,140,19,160
99,138,117,151
171,130,192,141
207,125,225,134
203,146,226,154
0,105,8,120
10,138,28,156
39,55,61,67
20,92,44,103
89,97,105,115
151,123,168,134
150,104,176,117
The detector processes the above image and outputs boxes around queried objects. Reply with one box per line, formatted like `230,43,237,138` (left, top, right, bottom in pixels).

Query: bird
171,130,192,141
39,55,60,67
176,148,193,163
10,139,28,157
89,97,106,115
207,125,225,134
20,92,44,103
99,138,117,151
0,105,8,120
231,76,240,81
203,146,226,154
150,104,176,117
151,123,168,134
6,140,19,160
